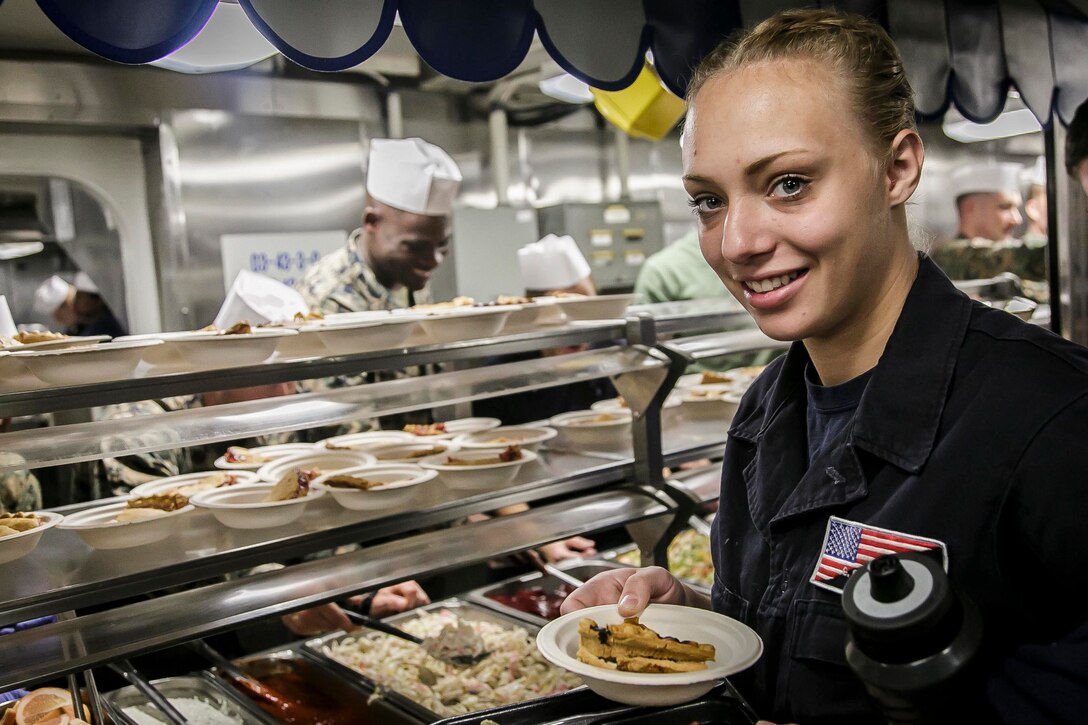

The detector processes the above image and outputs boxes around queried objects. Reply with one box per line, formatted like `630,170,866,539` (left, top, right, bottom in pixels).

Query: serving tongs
341,609,490,666
184,639,284,707
526,549,586,589
106,658,188,724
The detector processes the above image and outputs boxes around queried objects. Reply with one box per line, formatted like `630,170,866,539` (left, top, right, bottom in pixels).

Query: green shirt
634,231,735,304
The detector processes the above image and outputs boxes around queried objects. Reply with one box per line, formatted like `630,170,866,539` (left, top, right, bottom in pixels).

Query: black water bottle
842,552,983,724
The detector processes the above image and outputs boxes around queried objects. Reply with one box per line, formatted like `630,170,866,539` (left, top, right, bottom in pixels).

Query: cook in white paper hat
950,162,1024,243
518,234,595,295
73,271,99,294
214,269,308,328
32,275,76,324
294,138,461,312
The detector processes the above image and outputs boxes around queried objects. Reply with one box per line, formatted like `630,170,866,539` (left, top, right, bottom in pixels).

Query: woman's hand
560,566,700,616
540,536,597,563
363,580,430,618
282,581,431,635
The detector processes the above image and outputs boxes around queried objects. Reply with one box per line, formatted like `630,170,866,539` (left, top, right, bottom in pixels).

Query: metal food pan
105,673,272,725
223,647,421,725
465,559,624,627
598,542,713,596
304,598,547,724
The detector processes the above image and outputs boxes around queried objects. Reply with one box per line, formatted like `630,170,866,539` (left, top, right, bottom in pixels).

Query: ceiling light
150,3,278,74
539,73,594,104
943,108,1042,143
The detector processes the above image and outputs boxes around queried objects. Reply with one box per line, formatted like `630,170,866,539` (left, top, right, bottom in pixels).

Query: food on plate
686,389,721,399
0,512,42,538
170,472,245,497
322,608,581,717
486,583,575,621
494,295,531,305
259,311,325,328
699,371,737,385
568,413,622,426
412,296,475,311
617,529,713,587
219,321,253,335
127,492,189,512
541,291,586,299
13,330,68,345
323,474,383,491
266,468,316,501
375,445,445,461
7,687,91,725
223,446,272,465
731,365,766,378
576,616,715,673
404,422,447,437
444,445,522,466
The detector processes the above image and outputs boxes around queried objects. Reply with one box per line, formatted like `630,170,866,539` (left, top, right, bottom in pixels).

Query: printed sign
220,230,347,292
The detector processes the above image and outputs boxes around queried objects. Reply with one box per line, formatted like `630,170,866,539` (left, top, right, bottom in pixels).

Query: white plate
591,396,682,413
128,470,260,498
674,373,703,389
418,447,537,490
536,603,763,707
551,294,636,321
0,511,63,565
402,417,501,440
0,334,110,352
312,464,436,510
550,410,633,449
453,425,557,451
500,304,545,332
319,430,416,451
213,443,317,470
415,307,514,344
255,450,377,482
301,315,421,355
190,482,323,529
167,328,296,368
679,383,735,402
9,339,162,385
366,440,457,463
680,387,743,420
58,502,193,550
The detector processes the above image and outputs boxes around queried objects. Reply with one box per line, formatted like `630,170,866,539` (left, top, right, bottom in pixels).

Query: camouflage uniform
929,237,1048,302
295,230,433,313
0,454,42,514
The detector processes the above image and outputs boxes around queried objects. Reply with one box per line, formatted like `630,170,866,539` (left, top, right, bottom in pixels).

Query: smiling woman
561,8,1088,725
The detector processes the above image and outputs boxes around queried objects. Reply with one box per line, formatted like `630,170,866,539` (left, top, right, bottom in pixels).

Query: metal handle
687,514,712,537
107,659,188,724
527,550,586,589
342,609,424,645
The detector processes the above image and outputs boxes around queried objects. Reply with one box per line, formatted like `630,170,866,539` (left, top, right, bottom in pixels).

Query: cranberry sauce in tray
466,560,622,626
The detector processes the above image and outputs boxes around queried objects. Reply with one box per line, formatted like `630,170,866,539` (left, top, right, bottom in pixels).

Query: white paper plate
128,470,260,498
366,440,457,463
536,603,762,707
190,482,323,529
167,328,296,368
9,339,162,385
550,410,633,448
402,417,502,440
255,450,377,482
319,430,416,451
58,502,193,550
312,464,436,510
551,294,636,321
0,511,63,565
0,350,29,384
301,315,421,355
415,307,514,344
213,443,317,470
0,334,110,352
453,425,557,451
590,396,681,413
418,447,537,490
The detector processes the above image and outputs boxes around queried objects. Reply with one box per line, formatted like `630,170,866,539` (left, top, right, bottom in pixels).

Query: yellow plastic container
591,64,687,141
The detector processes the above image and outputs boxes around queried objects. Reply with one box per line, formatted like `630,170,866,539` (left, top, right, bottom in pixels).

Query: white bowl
536,603,763,707
0,511,63,565
402,417,501,440
551,294,636,321
453,425,557,452
255,450,377,482
681,386,742,419
312,465,436,510
9,339,162,385
190,482,323,529
415,307,514,344
58,502,193,550
1,334,110,352
128,470,260,498
550,410,633,449
501,304,545,332
168,328,296,368
0,351,29,383
319,430,416,451
265,325,329,359
367,440,457,463
301,316,421,355
113,331,192,367
213,443,317,470
591,396,681,413
418,447,537,490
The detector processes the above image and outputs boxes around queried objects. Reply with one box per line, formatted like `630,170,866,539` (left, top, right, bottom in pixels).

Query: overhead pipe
613,126,631,200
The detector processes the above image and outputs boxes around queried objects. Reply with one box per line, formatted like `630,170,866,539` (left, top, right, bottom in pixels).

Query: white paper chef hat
0,295,16,337
32,275,72,317
518,234,592,291
73,271,99,294
365,138,463,216
213,270,308,328
950,162,1024,200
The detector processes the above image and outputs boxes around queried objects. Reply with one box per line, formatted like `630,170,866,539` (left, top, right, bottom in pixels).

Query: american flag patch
810,516,947,594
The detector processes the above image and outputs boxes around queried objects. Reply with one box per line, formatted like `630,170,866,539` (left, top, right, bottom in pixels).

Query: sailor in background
32,272,127,338
930,162,1047,299
297,137,462,313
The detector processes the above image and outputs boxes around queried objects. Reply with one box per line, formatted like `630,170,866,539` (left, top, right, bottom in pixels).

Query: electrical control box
430,206,541,302
536,201,665,292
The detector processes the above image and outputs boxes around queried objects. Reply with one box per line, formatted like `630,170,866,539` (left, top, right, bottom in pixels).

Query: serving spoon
342,609,490,666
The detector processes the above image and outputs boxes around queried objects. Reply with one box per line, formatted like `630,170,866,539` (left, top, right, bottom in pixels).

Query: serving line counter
0,298,786,722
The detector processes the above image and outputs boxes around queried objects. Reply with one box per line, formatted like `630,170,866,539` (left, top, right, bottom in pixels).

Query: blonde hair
687,8,916,160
